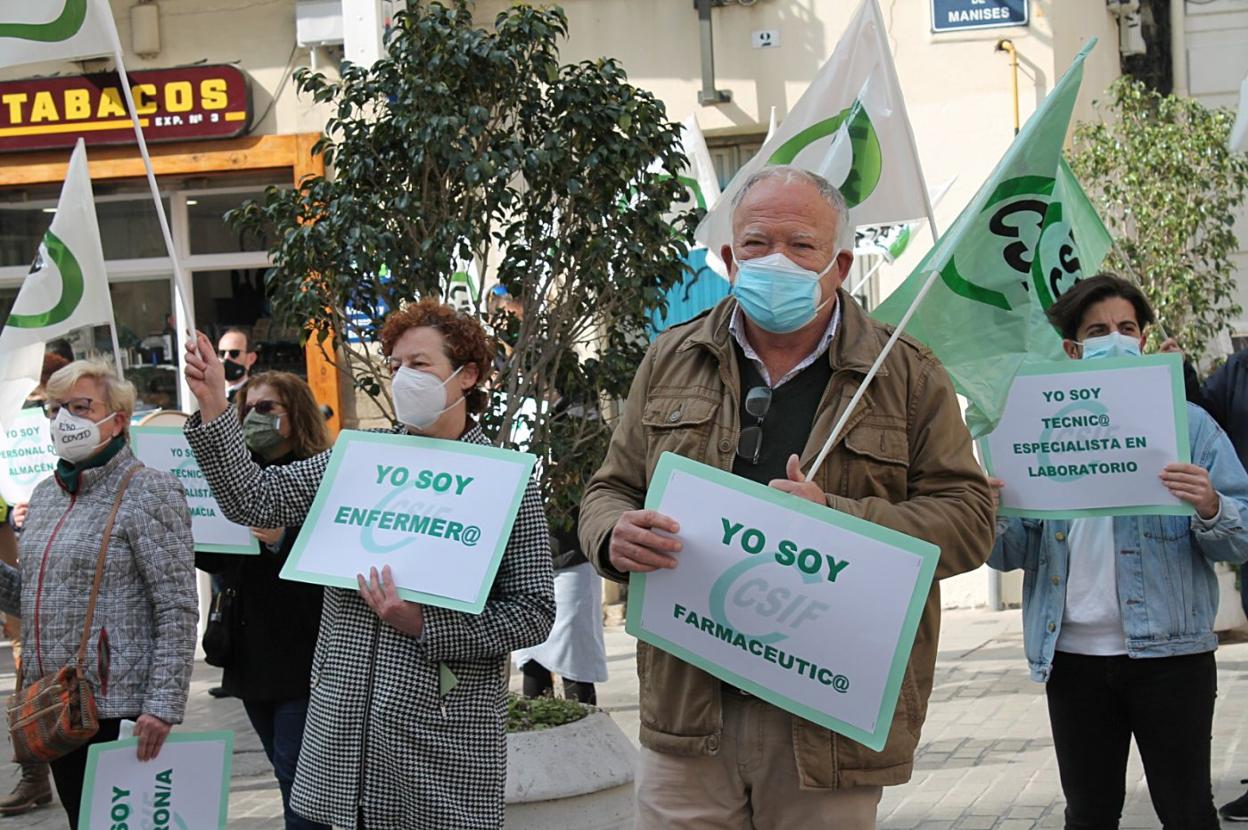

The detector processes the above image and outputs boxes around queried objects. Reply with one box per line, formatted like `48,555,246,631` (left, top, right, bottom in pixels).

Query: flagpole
107,36,194,326
799,0,944,481
804,266,942,480
846,255,884,298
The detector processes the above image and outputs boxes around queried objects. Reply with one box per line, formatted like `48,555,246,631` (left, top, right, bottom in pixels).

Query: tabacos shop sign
0,64,251,153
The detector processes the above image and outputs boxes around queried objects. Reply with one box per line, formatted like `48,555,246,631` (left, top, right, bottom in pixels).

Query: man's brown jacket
580,292,995,788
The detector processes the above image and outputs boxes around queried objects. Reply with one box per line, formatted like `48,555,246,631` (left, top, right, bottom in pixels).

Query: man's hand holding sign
608,453,822,575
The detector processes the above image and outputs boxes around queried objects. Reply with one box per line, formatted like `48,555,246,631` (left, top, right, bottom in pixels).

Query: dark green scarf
56,434,126,494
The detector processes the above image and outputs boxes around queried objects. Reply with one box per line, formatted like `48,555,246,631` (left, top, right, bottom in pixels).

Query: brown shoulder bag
6,466,139,763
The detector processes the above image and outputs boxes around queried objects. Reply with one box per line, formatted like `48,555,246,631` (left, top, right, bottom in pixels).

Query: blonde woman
0,360,197,829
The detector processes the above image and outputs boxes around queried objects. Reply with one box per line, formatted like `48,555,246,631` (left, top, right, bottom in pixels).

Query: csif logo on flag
0,0,89,42
8,232,84,329
765,98,882,209
937,175,1089,314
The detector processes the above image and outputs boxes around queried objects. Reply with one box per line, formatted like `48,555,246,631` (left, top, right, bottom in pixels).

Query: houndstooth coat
185,411,555,830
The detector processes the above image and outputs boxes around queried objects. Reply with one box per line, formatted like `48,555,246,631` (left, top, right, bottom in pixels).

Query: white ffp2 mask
391,366,464,430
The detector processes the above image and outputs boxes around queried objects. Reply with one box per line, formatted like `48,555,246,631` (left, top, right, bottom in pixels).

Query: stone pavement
3,609,1248,828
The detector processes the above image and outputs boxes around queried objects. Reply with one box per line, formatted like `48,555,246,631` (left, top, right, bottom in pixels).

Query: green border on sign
78,730,235,830
625,452,939,752
130,426,261,554
280,429,537,615
980,354,1194,519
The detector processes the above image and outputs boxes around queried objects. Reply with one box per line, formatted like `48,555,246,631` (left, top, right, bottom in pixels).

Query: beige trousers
636,693,882,830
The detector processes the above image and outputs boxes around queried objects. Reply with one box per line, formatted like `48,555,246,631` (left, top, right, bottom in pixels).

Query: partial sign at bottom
79,731,233,830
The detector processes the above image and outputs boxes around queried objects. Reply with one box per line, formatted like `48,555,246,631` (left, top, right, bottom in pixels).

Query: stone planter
504,710,637,830
1215,561,1248,632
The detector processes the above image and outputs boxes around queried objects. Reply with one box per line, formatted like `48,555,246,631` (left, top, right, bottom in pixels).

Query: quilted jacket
184,411,555,830
0,447,198,723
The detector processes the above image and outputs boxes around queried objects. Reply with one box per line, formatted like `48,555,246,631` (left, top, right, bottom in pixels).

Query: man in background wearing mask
987,274,1248,828
217,328,257,403
579,166,994,828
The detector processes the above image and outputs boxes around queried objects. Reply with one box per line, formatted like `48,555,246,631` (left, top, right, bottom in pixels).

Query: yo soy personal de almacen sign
282,430,537,614
79,731,233,830
0,406,55,504
981,353,1192,519
627,453,939,751
130,426,259,554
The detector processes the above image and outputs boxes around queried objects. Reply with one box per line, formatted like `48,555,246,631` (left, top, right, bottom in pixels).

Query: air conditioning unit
296,0,344,48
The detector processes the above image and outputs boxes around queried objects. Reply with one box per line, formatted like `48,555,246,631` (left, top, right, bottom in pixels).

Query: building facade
0,0,342,427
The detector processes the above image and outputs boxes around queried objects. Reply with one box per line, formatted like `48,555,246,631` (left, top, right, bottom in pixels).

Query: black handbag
201,585,237,669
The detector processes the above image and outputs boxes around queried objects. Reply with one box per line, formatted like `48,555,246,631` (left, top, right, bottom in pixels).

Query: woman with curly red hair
180,299,554,830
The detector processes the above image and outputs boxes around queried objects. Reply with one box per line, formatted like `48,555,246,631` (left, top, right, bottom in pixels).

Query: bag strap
74,464,141,672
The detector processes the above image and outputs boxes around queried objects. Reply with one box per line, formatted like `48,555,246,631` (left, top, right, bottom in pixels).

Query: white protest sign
130,426,259,554
283,430,537,613
981,354,1192,518
0,407,55,503
627,453,939,751
79,731,233,830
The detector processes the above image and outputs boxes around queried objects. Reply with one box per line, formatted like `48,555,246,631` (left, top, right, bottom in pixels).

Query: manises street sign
0,64,251,153
931,0,1028,33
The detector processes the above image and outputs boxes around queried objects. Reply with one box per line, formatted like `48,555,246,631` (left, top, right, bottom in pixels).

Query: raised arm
184,408,329,529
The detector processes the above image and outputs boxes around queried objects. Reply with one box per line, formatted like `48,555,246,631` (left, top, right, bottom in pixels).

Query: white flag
1231,74,1248,155
853,178,955,263
696,0,930,258
0,139,113,428
0,0,118,70
653,116,723,219
678,116,722,214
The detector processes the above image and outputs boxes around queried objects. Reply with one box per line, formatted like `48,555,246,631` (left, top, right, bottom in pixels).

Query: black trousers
49,717,123,829
1046,650,1218,830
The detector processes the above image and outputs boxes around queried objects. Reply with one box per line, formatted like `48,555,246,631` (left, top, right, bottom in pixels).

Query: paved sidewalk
2,609,1248,828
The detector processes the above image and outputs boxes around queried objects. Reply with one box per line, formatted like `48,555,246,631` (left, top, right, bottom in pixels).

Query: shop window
96,199,170,260
0,186,168,266
187,189,278,255
191,269,305,379
110,279,177,414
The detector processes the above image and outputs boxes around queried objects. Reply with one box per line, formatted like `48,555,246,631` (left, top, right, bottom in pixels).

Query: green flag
873,41,1102,436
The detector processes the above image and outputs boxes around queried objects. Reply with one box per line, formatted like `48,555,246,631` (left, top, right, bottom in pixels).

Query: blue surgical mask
731,250,835,334
1079,332,1142,360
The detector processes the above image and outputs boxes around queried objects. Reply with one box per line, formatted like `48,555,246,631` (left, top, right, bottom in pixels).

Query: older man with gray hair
580,166,994,827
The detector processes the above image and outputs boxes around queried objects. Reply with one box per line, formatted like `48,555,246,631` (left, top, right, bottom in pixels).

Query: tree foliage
228,1,693,533
1071,77,1248,361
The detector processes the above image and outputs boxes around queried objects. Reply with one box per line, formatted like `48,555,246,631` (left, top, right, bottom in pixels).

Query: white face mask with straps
390,366,464,430
51,410,114,464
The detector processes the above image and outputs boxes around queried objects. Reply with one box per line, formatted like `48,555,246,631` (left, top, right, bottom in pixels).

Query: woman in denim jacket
988,275,1248,830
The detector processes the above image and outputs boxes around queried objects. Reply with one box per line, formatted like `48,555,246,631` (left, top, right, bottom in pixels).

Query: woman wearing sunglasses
181,299,554,830
194,371,330,830
0,360,197,828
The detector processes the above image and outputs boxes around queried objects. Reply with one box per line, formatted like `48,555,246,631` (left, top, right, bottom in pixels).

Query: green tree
1071,77,1248,360
227,1,693,534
